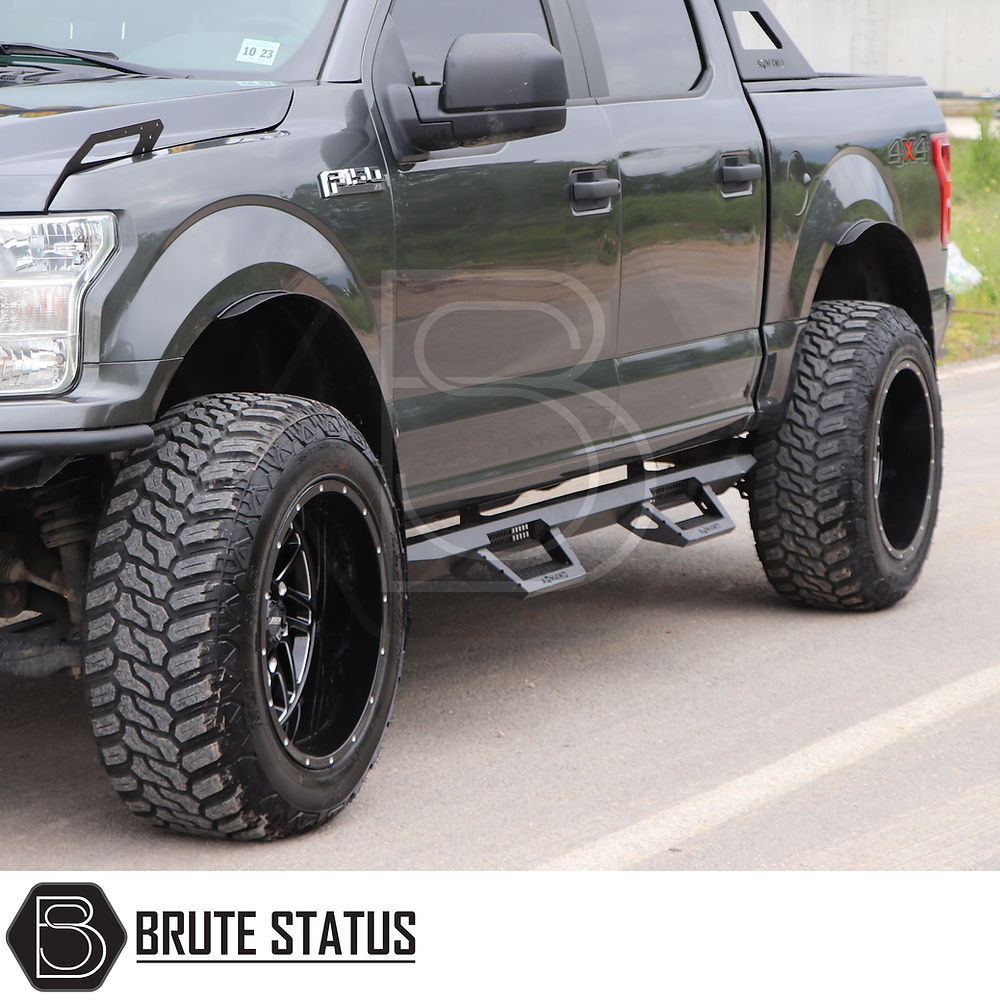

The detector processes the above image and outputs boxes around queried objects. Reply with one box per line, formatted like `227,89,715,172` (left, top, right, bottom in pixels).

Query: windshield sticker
236,39,280,67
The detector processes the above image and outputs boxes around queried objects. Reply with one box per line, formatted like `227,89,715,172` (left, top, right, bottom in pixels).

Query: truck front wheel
749,300,942,611
84,393,405,839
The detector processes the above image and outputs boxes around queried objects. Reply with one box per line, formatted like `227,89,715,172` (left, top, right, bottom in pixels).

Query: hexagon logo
7,883,127,992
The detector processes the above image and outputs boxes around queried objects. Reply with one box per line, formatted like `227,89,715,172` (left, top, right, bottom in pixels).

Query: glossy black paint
748,75,947,416
0,0,948,525
0,77,293,210
600,0,768,462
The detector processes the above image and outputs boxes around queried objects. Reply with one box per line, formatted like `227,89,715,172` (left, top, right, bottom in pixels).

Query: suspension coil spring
0,550,25,583
32,460,102,551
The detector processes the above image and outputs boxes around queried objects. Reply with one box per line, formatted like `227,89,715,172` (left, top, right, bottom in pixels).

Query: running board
406,453,754,598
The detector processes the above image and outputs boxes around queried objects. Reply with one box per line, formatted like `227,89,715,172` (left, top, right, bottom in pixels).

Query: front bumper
0,359,174,484
0,424,153,478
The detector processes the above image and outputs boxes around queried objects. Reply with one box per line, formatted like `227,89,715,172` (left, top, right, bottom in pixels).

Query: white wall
766,0,1000,95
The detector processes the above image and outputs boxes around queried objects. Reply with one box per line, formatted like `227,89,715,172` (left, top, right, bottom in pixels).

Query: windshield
0,0,346,79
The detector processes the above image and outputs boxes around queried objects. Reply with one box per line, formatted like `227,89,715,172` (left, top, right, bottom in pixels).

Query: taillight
932,133,951,247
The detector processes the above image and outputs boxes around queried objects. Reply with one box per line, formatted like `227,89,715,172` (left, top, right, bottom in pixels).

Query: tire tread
84,393,397,839
749,300,940,612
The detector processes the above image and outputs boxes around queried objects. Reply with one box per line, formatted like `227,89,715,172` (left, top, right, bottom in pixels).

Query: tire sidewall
233,421,405,818
749,301,944,612
858,328,943,592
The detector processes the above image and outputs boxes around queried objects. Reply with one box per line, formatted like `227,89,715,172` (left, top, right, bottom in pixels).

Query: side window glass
390,0,552,87
585,0,703,99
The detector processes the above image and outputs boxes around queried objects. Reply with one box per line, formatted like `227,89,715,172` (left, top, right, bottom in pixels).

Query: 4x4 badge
319,166,385,198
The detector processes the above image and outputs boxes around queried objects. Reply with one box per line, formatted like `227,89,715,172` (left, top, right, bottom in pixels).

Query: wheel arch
98,200,398,486
778,148,933,351
159,292,397,482
97,200,380,363
812,221,934,354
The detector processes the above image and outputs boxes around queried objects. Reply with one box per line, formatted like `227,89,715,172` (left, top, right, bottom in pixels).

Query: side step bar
407,453,754,598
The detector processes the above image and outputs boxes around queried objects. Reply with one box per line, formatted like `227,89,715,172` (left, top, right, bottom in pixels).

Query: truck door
371,0,622,517
570,0,767,457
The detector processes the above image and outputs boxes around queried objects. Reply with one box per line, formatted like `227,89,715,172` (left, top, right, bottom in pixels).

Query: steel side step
406,453,754,596
619,483,735,548
473,524,586,597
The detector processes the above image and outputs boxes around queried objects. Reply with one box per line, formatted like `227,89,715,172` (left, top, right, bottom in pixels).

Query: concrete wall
766,0,1000,96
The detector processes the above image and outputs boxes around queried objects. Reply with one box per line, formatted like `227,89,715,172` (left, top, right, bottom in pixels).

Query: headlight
0,214,117,396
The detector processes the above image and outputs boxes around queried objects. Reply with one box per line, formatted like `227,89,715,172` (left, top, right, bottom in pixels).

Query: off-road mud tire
749,301,942,611
83,393,406,839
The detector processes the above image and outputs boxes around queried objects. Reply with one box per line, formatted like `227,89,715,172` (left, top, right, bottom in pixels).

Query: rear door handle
572,178,621,202
719,152,762,197
721,163,762,185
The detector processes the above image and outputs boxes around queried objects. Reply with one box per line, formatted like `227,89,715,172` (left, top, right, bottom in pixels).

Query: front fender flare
97,200,376,366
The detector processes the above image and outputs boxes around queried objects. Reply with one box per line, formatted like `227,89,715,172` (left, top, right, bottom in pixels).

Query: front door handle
570,167,620,214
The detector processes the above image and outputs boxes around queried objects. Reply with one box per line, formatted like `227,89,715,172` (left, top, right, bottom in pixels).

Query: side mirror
386,33,569,158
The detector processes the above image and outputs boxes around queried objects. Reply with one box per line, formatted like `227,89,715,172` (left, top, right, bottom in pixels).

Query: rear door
371,0,623,517
570,0,767,457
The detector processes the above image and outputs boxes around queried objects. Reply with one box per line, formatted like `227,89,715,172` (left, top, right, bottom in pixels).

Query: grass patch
945,104,1000,363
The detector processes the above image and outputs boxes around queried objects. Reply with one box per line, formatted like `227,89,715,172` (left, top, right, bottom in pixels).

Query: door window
390,0,552,87
583,0,702,99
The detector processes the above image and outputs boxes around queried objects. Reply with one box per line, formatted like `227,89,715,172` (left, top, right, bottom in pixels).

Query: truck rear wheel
749,300,942,611
84,393,405,839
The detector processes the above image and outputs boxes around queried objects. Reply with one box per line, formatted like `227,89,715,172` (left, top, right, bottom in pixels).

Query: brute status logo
7,883,127,992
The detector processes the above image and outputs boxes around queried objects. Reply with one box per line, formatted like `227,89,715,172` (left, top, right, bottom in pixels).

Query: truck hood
0,76,293,211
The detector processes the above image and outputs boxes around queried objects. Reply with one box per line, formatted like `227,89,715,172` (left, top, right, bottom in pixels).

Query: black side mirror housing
441,33,568,112
386,33,569,158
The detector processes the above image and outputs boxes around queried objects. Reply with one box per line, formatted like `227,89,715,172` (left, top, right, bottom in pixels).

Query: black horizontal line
136,959,416,965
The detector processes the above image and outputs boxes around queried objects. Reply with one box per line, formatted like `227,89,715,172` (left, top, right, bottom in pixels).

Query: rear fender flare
787,149,901,318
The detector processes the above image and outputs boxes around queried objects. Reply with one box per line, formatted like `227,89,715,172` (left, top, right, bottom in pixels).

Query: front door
372,0,622,517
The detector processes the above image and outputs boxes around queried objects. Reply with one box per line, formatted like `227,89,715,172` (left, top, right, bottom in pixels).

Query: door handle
570,167,620,214
572,178,621,202
719,153,762,197
720,163,762,185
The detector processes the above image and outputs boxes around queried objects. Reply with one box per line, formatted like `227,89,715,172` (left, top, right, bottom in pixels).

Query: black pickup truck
0,0,950,839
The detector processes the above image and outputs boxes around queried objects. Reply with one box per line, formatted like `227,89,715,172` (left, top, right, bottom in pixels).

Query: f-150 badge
319,166,385,198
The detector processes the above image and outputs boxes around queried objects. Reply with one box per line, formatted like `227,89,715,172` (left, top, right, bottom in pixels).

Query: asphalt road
1,360,998,871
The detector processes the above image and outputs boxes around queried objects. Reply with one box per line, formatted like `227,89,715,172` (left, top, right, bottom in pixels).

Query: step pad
476,525,586,597
621,484,734,548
